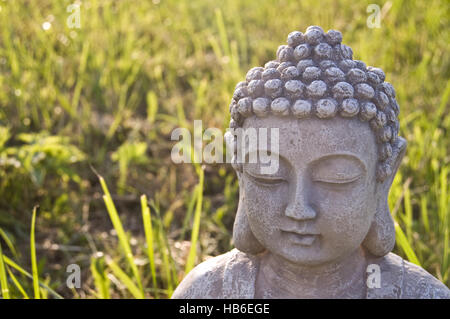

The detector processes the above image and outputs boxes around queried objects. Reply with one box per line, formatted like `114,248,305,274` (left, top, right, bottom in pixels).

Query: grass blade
184,167,204,274
90,256,110,299
443,226,449,282
30,206,40,299
141,195,158,298
403,184,413,242
2,255,62,299
395,222,421,266
0,242,10,299
106,257,144,299
181,185,199,240
98,175,144,296
420,195,430,233
149,199,176,296
439,167,448,233
0,227,18,257
146,91,158,125
214,8,230,58
6,266,29,299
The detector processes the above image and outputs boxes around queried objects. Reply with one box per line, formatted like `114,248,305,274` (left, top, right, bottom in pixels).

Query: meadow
0,0,448,298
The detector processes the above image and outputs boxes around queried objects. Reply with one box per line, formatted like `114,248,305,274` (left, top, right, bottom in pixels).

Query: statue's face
241,115,380,265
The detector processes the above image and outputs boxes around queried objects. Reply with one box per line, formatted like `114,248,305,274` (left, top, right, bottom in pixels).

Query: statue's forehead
242,115,377,167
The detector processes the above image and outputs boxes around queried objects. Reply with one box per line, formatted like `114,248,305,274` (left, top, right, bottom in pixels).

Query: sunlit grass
0,241,10,299
141,194,158,298
30,206,40,299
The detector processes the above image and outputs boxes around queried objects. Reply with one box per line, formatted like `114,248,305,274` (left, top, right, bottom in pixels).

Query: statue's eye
311,155,365,185
244,171,286,186
312,173,361,184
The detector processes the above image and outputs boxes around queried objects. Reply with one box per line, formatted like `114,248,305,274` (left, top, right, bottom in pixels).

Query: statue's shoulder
171,249,258,299
400,256,449,299
370,252,449,299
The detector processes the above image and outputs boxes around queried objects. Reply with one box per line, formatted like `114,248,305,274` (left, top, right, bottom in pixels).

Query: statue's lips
281,230,319,246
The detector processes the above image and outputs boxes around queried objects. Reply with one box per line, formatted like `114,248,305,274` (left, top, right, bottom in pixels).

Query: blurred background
0,0,448,298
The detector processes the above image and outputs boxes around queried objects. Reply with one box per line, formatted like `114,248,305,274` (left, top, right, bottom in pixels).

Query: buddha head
225,26,406,266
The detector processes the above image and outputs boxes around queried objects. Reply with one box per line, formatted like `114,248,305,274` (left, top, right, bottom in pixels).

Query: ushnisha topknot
228,26,401,182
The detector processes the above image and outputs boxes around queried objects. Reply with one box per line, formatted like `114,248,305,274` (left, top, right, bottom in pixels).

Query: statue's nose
284,179,317,220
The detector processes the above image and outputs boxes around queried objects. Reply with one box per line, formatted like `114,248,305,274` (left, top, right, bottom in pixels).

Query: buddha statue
172,26,450,299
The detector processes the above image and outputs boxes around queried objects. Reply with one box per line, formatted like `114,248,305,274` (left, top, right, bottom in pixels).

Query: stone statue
172,26,450,299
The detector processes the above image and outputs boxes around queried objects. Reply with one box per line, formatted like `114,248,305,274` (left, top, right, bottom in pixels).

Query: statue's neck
256,247,367,298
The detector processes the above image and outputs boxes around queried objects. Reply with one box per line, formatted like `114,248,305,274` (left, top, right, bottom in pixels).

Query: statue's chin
268,248,329,267
267,244,360,268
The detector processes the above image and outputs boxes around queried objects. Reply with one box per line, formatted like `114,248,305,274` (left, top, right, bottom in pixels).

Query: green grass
0,0,448,298
184,166,204,275
141,195,157,297
30,206,40,299
99,175,144,297
0,240,10,299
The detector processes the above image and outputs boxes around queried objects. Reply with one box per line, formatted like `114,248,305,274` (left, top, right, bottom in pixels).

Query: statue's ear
381,137,407,192
363,137,407,257
232,177,265,255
